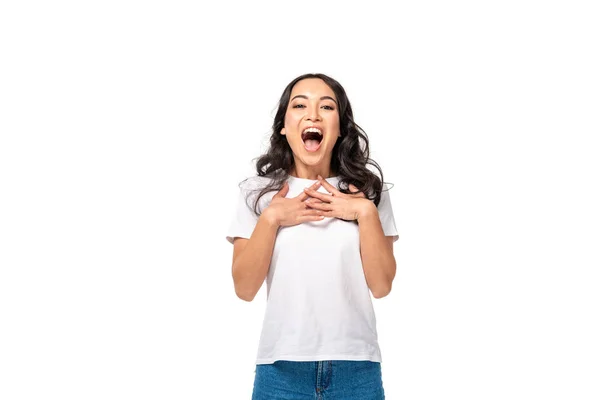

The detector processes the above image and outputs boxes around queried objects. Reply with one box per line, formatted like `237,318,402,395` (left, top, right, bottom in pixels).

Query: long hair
241,73,392,217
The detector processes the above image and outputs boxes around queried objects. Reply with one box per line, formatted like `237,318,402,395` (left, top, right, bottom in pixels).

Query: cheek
284,116,303,136
329,118,340,134
286,112,301,125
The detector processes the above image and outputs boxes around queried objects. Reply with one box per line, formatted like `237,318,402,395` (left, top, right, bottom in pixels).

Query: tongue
304,139,320,150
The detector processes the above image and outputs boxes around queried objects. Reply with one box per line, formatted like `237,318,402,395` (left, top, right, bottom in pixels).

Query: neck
290,165,335,180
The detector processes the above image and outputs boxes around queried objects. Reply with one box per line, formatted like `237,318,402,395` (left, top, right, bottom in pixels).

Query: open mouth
301,128,323,152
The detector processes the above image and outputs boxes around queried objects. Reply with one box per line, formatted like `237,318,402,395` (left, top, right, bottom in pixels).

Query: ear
280,127,286,135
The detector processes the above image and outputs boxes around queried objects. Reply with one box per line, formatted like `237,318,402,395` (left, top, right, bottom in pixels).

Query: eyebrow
290,94,337,104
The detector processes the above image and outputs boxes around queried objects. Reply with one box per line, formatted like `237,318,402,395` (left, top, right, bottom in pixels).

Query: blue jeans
252,360,385,399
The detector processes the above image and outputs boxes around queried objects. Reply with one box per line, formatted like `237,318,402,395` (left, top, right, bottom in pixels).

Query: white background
1,1,599,399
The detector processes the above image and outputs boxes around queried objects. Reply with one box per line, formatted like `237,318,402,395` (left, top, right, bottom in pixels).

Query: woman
226,73,398,399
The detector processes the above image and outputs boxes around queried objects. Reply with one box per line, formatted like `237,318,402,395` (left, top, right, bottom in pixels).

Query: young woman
226,73,398,399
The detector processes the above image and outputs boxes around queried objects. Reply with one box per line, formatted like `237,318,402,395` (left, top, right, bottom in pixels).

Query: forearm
357,203,396,298
232,211,279,301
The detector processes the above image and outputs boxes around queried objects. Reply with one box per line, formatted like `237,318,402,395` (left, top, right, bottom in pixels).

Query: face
280,78,340,170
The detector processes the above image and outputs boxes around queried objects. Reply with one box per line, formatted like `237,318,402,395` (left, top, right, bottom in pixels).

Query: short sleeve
225,185,260,245
377,183,399,243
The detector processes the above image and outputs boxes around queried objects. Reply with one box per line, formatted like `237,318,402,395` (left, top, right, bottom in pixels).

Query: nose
304,104,321,122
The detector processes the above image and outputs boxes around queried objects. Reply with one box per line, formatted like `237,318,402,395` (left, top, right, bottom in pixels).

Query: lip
302,125,323,132
301,125,324,138
301,125,324,153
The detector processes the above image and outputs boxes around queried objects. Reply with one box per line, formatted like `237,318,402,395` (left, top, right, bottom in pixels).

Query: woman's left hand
303,175,374,222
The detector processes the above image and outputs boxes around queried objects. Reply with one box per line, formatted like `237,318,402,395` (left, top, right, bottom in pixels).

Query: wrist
261,208,280,228
356,200,377,223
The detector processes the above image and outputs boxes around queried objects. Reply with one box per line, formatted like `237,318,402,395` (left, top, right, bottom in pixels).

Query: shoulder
238,175,272,193
382,181,394,191
376,182,395,209
238,175,278,213
380,181,395,197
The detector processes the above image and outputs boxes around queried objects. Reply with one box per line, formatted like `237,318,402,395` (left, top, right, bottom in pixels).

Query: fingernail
317,174,323,180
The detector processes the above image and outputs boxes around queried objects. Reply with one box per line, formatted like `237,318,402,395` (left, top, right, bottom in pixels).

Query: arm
231,179,323,302
302,177,397,299
357,202,397,299
231,211,279,302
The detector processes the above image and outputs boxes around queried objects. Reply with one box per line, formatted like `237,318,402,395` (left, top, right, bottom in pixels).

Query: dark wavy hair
241,73,392,217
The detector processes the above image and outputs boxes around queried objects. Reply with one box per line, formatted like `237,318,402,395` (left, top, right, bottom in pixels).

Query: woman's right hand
263,181,325,227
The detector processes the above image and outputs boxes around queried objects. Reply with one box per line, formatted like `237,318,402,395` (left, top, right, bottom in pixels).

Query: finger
305,200,333,211
317,175,341,196
349,184,366,198
274,181,289,198
304,199,323,209
307,210,332,219
301,209,324,216
305,198,324,203
303,187,333,203
297,181,321,201
320,210,333,218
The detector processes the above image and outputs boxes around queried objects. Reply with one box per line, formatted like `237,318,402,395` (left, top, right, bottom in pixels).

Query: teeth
302,127,322,136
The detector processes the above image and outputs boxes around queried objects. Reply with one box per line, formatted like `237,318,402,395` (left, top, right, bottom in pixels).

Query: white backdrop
1,1,599,399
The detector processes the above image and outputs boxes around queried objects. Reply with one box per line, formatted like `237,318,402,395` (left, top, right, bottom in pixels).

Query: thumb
274,181,289,198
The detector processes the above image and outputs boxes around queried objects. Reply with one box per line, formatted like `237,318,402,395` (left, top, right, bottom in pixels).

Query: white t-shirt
226,174,399,365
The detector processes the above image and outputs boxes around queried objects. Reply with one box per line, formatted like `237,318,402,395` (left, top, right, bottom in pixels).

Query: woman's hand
263,180,326,227
303,175,374,222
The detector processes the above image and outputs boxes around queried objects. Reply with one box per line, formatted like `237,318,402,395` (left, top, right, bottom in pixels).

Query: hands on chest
303,175,375,222
264,175,376,228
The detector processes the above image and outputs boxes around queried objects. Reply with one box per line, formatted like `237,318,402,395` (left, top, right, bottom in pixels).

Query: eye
293,104,305,108
322,105,334,110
